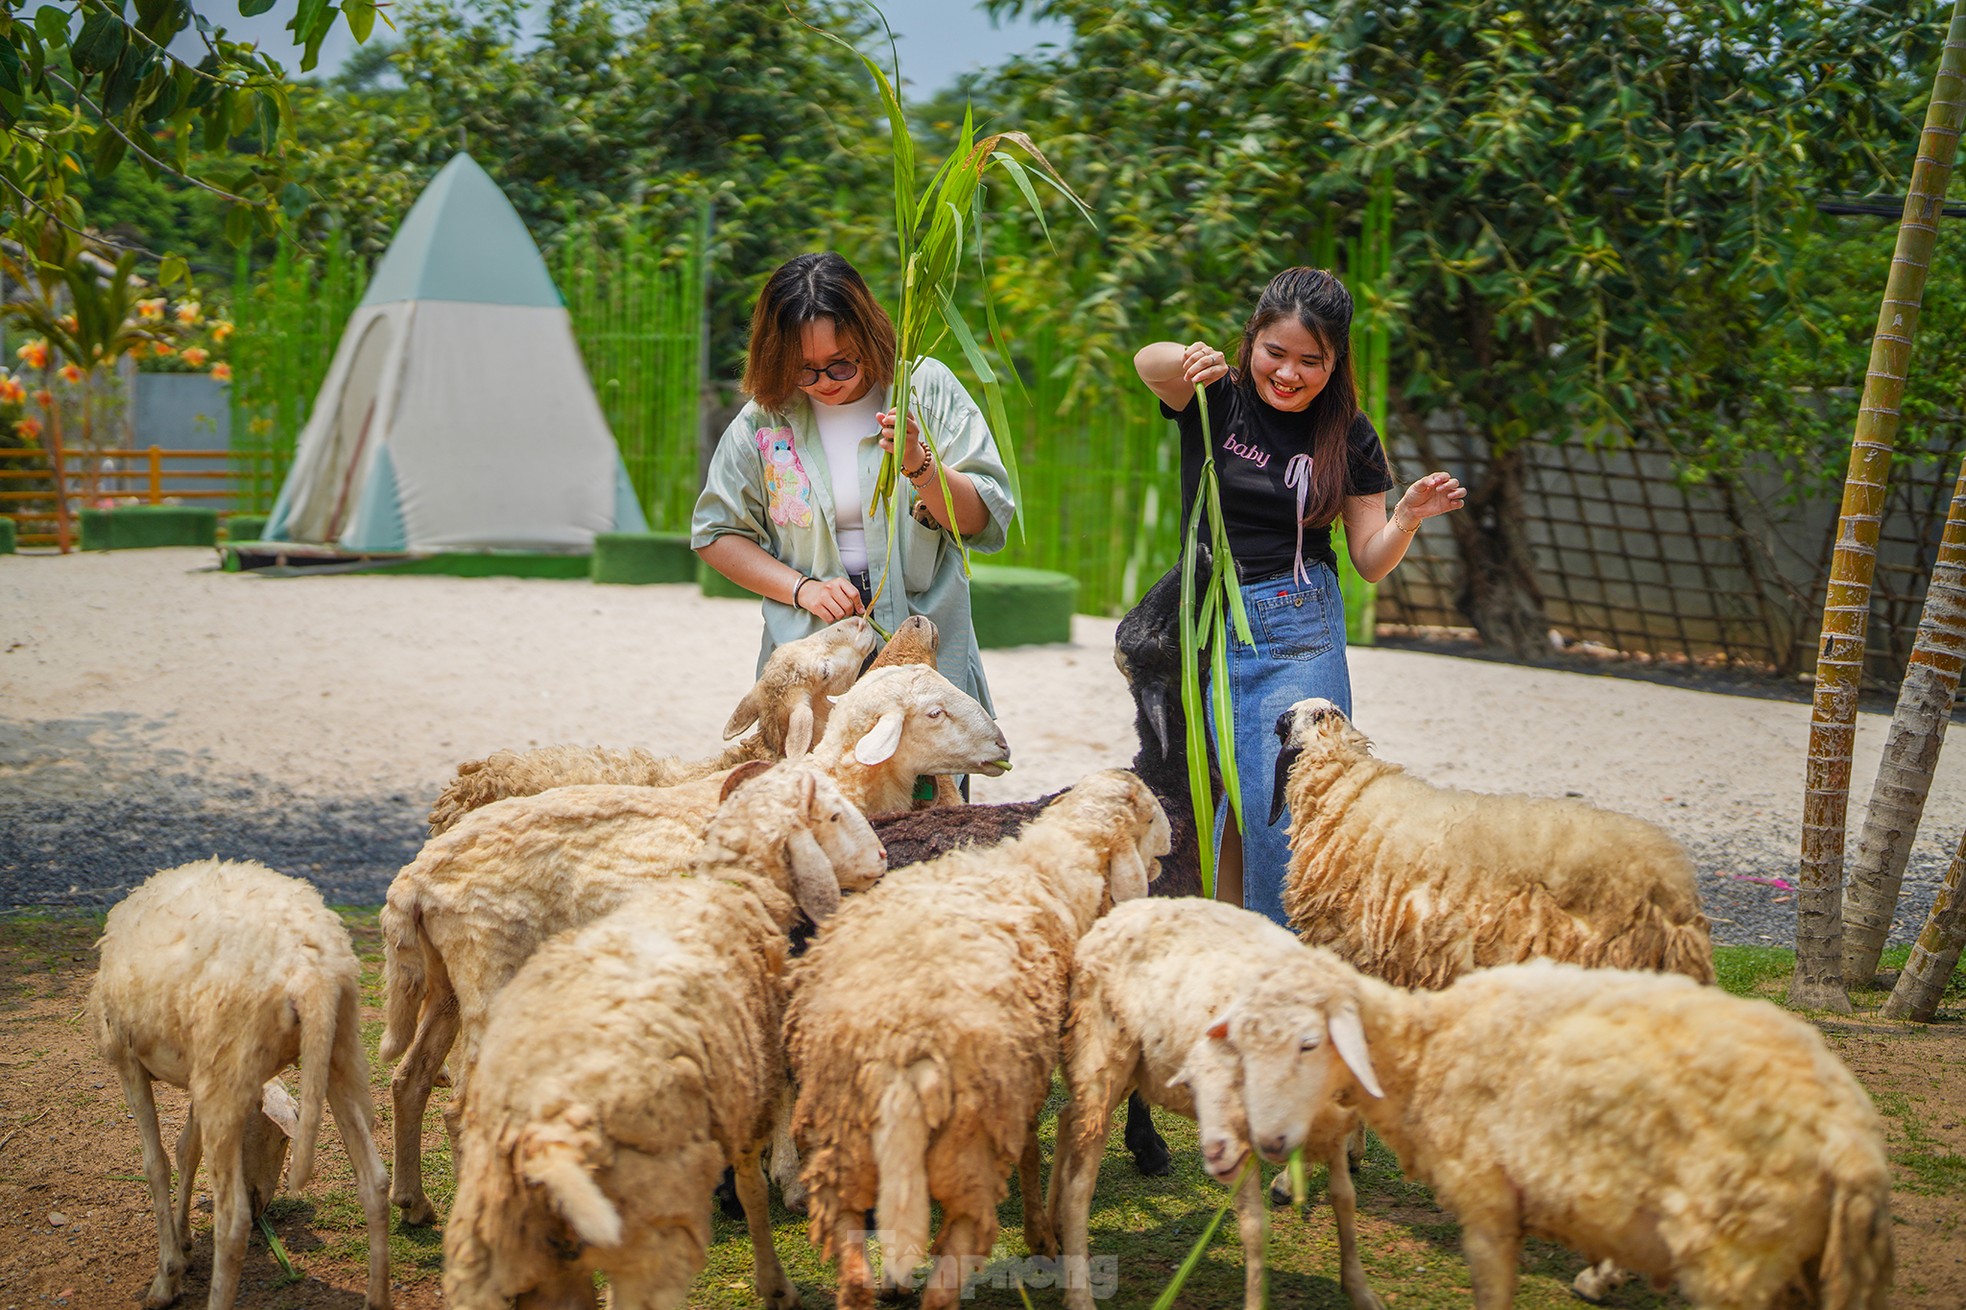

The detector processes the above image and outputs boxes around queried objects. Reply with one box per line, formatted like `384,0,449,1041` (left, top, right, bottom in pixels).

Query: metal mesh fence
1377,426,1966,688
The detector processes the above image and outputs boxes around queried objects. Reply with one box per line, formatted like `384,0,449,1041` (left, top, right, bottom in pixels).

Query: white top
811,392,882,573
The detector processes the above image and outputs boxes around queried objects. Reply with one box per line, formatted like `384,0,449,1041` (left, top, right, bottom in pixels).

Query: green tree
0,1,373,256
284,0,890,378
986,0,1937,655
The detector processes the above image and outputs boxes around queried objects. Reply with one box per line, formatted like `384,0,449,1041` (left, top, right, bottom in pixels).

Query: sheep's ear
1139,683,1171,759
1205,1010,1233,1043
259,1080,299,1139
783,699,817,758
1109,841,1151,904
725,687,763,741
1328,1005,1383,1099
721,759,774,802
1268,741,1301,827
786,828,842,924
853,709,906,766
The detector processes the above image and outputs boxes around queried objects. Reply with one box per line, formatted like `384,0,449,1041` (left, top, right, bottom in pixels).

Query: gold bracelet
1391,512,1419,534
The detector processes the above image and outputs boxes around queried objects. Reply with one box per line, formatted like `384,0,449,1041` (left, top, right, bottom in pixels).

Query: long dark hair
742,253,898,413
1233,267,1360,528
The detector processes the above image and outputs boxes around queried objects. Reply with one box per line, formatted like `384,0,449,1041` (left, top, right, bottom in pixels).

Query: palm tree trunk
1793,0,1966,1012
1843,456,1966,983
1881,832,1965,1021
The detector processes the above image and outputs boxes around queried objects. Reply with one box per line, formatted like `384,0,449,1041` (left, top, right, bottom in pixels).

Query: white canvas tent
265,154,647,551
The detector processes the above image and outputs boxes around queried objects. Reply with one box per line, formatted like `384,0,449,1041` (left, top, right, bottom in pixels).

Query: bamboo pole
1792,0,1966,1012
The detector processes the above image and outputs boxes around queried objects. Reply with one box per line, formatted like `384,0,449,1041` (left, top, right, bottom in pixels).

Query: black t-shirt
1162,377,1396,579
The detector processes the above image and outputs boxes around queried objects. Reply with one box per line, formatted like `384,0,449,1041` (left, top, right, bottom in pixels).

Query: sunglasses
797,358,860,388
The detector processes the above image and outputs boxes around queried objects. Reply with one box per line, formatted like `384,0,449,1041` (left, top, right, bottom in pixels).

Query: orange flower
212,320,234,343
58,363,84,384
180,347,209,368
0,377,23,405
136,298,166,321
174,301,202,325
32,389,53,409
210,361,233,382
13,416,42,441
152,341,175,357
57,314,77,334
16,339,48,370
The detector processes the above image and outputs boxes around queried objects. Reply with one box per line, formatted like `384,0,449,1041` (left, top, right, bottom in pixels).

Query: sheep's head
1113,555,1202,759
726,617,878,756
1165,1042,1251,1184
825,664,1011,779
1198,962,1380,1167
1268,698,1374,827
713,760,886,925
1047,769,1171,904
246,1079,299,1214
867,614,940,673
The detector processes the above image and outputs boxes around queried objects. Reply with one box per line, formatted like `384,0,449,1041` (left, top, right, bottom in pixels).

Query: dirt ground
2,912,1959,1310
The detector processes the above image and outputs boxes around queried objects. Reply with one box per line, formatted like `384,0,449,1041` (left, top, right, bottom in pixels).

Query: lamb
89,859,391,1310
381,761,887,1226
1256,956,1893,1309
425,615,877,834
1047,897,1382,1310
1273,697,1715,988
785,769,1171,1310
441,860,818,1308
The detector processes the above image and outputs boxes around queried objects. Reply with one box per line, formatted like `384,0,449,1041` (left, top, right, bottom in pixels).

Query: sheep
1273,697,1715,989
1253,956,1893,1310
381,760,887,1227
785,769,1171,1310
1047,897,1382,1310
864,614,962,807
441,869,809,1309
863,557,1208,1177
425,615,877,834
89,859,391,1310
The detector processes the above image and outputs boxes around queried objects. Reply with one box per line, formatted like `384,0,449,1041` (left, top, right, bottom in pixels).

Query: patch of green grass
1868,1089,1966,1197
1710,945,1795,999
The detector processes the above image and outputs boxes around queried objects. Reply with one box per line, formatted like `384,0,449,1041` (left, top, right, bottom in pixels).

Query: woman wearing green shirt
692,252,1016,715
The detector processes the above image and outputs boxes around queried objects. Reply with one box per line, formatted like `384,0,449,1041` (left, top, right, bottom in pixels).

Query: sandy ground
3,547,1962,945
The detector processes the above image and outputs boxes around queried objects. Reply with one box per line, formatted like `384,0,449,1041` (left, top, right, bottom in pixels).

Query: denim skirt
1204,562,1352,927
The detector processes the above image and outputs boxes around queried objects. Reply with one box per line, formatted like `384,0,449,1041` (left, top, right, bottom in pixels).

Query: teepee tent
265,154,647,551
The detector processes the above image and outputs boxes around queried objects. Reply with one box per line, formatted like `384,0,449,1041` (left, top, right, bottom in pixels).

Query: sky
180,1,1071,96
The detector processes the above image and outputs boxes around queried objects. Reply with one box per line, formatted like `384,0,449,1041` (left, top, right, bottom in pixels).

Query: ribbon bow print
1284,453,1316,586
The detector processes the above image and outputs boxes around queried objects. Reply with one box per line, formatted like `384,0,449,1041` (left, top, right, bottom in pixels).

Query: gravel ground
3,548,1958,948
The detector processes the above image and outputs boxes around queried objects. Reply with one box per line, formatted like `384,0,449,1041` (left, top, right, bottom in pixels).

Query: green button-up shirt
690,357,1015,714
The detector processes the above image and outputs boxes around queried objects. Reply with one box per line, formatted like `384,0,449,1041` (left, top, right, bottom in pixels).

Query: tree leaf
158,254,188,286
238,0,278,16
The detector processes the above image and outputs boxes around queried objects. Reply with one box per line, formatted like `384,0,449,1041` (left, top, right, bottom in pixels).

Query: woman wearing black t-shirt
1134,266,1465,927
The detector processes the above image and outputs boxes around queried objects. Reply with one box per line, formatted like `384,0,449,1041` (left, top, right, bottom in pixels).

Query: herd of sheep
84,566,1894,1310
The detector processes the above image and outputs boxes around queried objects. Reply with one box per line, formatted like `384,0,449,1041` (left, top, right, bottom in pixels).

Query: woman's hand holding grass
799,576,864,622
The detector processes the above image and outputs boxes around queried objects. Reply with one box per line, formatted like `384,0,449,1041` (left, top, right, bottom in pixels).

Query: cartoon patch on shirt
757,426,815,528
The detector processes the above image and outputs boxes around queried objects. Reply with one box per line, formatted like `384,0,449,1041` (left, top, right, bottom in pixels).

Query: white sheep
1238,956,1893,1309
382,761,886,1226
441,863,836,1308
1273,697,1715,987
425,615,877,834
1048,897,1382,1310
89,859,391,1310
785,769,1170,1310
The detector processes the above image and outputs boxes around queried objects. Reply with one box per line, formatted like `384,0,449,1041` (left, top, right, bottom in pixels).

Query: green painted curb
0,517,14,554
367,552,592,579
970,564,1077,647
698,558,754,600
79,506,219,551
225,514,268,543
592,532,695,585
